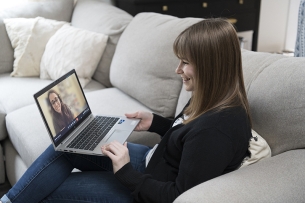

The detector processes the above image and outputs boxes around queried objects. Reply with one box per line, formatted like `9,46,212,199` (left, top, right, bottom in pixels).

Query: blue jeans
1,143,151,203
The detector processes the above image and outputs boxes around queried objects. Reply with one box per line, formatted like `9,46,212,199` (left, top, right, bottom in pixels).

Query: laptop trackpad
105,130,129,144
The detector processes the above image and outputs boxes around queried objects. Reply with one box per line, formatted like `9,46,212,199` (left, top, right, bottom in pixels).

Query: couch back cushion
110,13,201,117
0,0,74,74
71,0,133,87
241,50,305,156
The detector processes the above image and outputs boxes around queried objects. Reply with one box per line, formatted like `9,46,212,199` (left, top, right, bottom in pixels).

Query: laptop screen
34,69,91,147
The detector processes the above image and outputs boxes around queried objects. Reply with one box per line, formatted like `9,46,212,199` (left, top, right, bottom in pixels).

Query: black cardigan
115,104,251,203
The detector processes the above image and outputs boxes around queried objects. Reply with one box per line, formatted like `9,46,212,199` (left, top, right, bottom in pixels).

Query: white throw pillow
239,129,272,168
40,24,108,87
3,17,68,77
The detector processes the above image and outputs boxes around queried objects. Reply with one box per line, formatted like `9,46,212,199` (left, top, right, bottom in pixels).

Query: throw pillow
40,24,108,87
3,17,67,77
239,129,272,168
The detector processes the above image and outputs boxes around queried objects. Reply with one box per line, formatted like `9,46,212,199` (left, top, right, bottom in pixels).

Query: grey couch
0,0,304,202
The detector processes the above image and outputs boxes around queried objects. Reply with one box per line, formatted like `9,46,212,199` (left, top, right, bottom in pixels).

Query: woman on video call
1,18,252,203
48,89,75,134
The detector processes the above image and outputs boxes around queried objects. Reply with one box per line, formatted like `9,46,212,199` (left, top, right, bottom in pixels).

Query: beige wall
257,0,300,53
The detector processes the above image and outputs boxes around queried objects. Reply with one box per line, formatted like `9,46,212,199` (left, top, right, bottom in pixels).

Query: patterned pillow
3,17,67,77
40,24,108,87
240,129,272,168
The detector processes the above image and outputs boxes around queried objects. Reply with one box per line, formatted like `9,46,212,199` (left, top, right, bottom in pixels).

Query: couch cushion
241,49,288,93
110,13,202,118
6,88,160,167
0,0,74,74
6,104,52,167
174,149,305,203
4,139,28,186
241,50,305,156
0,74,105,140
71,0,133,87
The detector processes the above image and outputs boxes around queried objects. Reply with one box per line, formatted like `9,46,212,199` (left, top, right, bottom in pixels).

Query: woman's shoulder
190,106,249,134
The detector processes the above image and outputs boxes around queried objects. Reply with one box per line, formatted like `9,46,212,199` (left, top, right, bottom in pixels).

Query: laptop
34,69,140,156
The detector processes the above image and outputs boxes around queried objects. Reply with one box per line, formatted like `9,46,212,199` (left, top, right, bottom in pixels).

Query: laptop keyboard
67,116,120,151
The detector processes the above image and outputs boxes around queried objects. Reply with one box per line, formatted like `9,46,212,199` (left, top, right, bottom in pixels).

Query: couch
0,0,304,202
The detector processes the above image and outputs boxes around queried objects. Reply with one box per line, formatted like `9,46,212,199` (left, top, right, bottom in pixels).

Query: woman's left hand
101,141,130,173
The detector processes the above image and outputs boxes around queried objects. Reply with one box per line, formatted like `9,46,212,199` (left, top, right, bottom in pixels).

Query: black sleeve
147,113,173,137
115,128,234,203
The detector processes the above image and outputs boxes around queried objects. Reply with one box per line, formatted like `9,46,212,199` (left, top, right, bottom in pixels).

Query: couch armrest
174,149,305,203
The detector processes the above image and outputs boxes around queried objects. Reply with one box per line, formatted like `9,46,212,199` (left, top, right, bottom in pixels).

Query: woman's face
175,59,195,92
49,93,62,114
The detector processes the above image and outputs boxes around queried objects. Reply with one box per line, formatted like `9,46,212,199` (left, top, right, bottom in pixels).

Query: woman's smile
182,77,191,82
176,60,195,92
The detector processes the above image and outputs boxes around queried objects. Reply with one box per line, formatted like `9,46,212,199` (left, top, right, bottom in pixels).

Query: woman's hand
125,111,153,131
101,141,130,173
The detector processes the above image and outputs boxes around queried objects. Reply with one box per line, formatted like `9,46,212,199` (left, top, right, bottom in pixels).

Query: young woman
0,18,252,203
48,89,75,134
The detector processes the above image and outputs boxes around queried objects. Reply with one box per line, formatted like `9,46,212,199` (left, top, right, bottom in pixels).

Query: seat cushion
4,139,28,186
175,149,305,203
6,88,160,167
0,73,105,140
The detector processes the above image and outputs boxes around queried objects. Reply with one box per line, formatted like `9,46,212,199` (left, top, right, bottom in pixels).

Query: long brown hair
173,18,251,125
48,89,74,132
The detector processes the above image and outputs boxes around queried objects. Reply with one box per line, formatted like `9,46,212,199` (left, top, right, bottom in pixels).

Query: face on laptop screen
36,72,89,144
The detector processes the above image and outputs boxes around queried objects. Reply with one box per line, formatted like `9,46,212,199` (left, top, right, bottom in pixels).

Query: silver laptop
34,69,140,156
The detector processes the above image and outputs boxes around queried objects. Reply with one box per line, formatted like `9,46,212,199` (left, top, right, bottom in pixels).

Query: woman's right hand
125,111,153,131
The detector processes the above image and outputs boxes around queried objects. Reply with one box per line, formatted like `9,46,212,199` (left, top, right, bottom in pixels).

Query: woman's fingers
101,147,115,159
102,141,120,155
125,112,138,118
101,141,130,173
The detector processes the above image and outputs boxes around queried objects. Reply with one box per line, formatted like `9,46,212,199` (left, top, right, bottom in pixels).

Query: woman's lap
41,171,133,203
2,142,150,203
64,142,150,173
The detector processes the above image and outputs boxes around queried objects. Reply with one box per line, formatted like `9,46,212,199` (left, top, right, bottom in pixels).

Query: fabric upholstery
4,139,28,186
0,0,74,74
241,49,286,93
4,17,67,77
242,50,305,156
40,24,108,87
175,149,305,203
6,104,52,168
110,13,201,118
71,0,133,87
